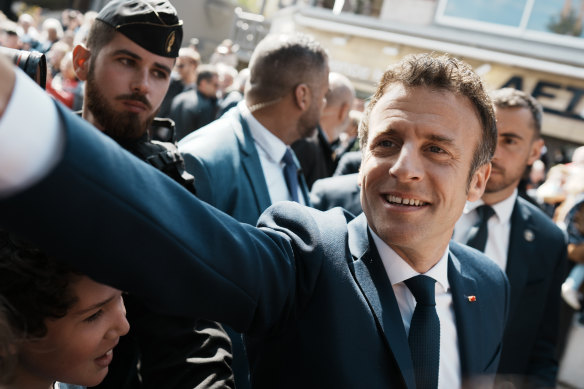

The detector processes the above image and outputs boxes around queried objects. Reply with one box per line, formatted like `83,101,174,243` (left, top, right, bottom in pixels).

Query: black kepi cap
96,0,183,57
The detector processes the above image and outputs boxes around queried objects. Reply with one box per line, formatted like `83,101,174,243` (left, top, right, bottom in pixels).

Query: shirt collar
369,228,450,293
462,189,517,224
238,101,287,163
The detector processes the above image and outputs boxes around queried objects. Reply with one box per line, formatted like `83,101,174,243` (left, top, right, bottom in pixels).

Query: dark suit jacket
179,104,310,226
178,104,310,388
496,197,567,388
310,172,362,216
292,126,337,189
0,103,510,389
169,89,218,141
333,150,362,176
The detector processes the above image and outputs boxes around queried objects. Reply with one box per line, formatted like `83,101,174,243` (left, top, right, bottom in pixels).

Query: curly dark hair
0,231,80,341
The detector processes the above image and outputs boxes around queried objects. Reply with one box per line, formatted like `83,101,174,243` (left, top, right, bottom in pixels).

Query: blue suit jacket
179,105,310,226
496,197,567,387
0,103,509,389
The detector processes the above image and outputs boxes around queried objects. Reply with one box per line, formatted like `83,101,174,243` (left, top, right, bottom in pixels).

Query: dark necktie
466,205,495,252
405,275,440,389
282,148,300,203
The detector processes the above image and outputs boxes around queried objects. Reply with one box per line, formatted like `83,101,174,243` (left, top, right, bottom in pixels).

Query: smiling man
67,0,234,388
454,88,566,388
0,53,508,389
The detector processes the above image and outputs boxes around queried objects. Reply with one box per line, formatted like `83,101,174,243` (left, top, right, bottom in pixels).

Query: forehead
494,105,535,135
99,32,175,67
368,83,481,138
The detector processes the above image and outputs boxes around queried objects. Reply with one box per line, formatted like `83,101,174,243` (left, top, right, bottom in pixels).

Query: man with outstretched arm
0,53,509,389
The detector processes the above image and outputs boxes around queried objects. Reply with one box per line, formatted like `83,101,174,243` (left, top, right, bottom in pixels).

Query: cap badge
166,31,176,54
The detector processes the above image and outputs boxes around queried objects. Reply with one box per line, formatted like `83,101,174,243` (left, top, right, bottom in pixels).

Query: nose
491,139,504,163
105,296,130,339
130,68,150,95
388,145,423,182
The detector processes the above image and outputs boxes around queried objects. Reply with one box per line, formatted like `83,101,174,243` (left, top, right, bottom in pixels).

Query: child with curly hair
0,231,129,389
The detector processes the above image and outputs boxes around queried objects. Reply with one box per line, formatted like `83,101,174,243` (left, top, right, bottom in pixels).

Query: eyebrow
74,295,116,316
500,132,523,140
428,134,456,145
113,49,172,75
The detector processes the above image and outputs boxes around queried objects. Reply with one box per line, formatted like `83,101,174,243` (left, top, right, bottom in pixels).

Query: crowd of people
0,0,583,388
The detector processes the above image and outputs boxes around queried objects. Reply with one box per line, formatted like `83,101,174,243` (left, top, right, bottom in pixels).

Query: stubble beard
296,105,320,140
484,165,513,194
85,65,158,143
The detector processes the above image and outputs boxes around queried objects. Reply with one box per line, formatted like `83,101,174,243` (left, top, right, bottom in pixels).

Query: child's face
17,275,130,387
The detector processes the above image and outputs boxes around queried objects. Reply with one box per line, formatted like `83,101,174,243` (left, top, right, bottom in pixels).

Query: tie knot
282,148,297,168
405,275,436,306
476,204,495,222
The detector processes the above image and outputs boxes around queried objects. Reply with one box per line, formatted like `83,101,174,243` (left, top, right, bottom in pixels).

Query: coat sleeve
0,102,324,336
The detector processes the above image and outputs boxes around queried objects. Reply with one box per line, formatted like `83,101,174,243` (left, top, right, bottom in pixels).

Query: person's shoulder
449,240,507,283
334,151,362,176
258,202,353,237
173,89,197,105
179,110,241,151
313,173,359,191
516,196,564,241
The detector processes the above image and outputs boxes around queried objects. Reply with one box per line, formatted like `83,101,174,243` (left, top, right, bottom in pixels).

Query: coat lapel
348,214,416,389
234,109,272,212
505,198,535,314
448,249,482,376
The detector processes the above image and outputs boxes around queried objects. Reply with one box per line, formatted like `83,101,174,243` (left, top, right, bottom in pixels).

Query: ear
528,138,544,166
293,83,311,111
467,162,491,202
337,102,350,122
72,44,91,81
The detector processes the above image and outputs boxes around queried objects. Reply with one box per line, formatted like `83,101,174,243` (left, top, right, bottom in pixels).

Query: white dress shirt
0,69,62,197
453,190,517,271
370,229,461,389
238,101,305,205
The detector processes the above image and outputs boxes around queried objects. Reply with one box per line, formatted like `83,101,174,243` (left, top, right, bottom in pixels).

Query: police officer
71,0,233,387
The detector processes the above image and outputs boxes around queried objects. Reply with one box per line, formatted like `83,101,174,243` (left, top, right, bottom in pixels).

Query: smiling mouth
95,349,114,367
385,194,427,207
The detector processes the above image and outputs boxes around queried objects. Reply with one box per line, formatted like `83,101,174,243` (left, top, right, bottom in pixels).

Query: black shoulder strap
126,140,196,195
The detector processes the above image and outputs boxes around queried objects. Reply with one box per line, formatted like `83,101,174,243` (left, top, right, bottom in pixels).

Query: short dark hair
246,33,328,104
85,19,117,61
490,88,542,137
196,64,218,86
0,231,80,341
359,53,497,183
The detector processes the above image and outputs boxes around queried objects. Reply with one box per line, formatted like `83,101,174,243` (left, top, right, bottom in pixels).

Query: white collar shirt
453,190,517,271
370,229,461,389
238,101,304,204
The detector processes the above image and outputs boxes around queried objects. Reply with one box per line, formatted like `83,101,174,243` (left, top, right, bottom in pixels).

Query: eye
502,137,518,145
378,139,396,148
152,69,168,80
118,57,134,67
84,309,103,323
428,145,446,154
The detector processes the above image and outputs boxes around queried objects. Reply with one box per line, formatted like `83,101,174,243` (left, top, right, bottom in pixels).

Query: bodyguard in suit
178,32,328,387
0,53,509,389
454,88,567,388
179,32,326,222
